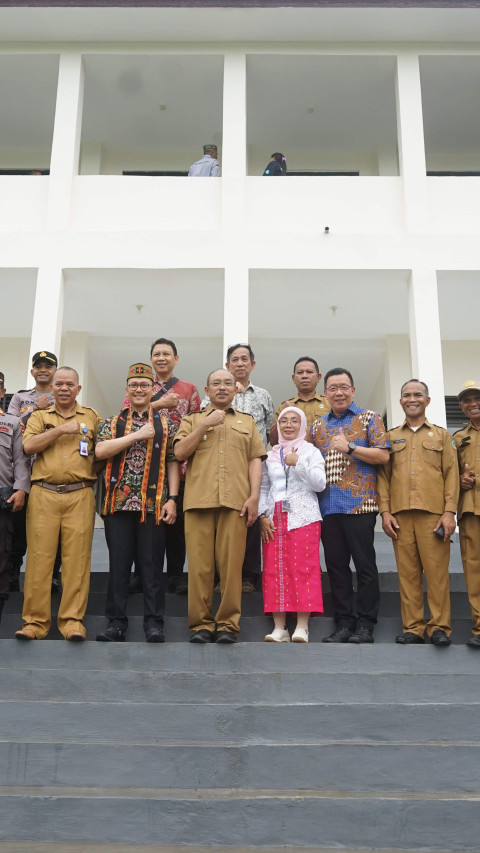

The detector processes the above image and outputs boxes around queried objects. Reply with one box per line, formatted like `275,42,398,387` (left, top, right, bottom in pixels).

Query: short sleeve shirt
0,409,30,492
24,403,101,484
311,401,390,516
174,407,266,512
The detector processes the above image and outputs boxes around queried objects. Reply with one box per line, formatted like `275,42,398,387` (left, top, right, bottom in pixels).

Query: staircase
0,533,478,851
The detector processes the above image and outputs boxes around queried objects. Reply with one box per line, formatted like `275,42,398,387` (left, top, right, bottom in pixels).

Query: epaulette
453,424,470,435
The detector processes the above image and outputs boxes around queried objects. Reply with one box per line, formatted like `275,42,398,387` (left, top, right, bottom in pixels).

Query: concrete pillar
408,269,446,427
27,267,65,386
221,50,246,231
384,334,412,429
395,53,428,232
223,267,249,360
62,331,89,404
47,52,85,229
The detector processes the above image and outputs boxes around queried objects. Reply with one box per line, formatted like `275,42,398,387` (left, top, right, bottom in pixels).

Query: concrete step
0,698,478,744
0,787,479,850
1,741,479,793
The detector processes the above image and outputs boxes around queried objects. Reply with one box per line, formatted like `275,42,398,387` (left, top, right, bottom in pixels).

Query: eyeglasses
210,380,235,388
325,385,352,393
127,382,153,391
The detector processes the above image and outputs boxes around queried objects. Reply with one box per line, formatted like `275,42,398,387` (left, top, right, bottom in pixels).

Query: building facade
1,0,480,427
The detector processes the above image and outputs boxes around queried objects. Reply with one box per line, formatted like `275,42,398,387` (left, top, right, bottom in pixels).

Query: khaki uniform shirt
24,403,101,484
377,419,459,516
174,406,266,512
454,421,480,520
273,393,330,443
0,410,30,492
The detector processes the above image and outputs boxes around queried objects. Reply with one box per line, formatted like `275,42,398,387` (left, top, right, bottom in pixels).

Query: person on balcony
263,152,287,175
188,144,220,177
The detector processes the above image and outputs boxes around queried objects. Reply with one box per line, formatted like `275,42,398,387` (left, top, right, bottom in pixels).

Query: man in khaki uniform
377,380,459,646
15,366,101,642
174,368,265,643
454,380,480,648
269,357,330,445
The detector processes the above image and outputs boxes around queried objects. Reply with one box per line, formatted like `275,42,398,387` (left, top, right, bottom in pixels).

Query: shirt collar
293,391,323,403
205,404,236,415
327,399,359,419
400,417,433,431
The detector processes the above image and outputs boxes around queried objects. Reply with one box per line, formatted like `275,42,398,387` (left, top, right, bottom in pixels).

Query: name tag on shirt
79,440,89,457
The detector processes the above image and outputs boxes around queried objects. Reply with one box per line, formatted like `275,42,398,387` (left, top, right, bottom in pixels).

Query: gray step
0,788,479,850
0,699,478,744
1,741,479,794
2,639,479,674
2,665,479,704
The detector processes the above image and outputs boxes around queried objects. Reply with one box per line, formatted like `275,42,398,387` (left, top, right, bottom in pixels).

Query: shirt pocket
422,440,443,467
230,424,250,450
390,442,407,464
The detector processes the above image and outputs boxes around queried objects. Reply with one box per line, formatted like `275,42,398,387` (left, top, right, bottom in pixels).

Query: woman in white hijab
259,407,326,643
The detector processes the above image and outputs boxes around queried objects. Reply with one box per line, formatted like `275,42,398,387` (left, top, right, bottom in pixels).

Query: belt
34,481,94,494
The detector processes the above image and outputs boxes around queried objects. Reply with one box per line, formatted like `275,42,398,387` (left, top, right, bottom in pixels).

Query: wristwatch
347,442,356,456
168,495,179,503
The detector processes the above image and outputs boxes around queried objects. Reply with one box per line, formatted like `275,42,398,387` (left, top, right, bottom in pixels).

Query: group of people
0,339,479,649
188,145,287,178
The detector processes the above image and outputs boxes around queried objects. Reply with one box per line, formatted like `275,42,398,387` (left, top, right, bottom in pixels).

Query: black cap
32,351,57,367
0,372,4,387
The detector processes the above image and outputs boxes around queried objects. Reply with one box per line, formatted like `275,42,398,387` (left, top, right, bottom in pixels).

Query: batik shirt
311,401,390,516
97,409,176,513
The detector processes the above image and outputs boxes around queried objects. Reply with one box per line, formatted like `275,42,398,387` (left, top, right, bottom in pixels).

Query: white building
1,0,480,428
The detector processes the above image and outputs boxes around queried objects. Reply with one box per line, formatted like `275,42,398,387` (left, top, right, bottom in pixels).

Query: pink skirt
262,501,323,614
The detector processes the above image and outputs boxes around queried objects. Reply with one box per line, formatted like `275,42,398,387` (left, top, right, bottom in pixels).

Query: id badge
281,499,290,512
79,440,89,457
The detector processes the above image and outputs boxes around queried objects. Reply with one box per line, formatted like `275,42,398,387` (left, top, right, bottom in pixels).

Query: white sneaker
292,627,309,643
264,627,291,643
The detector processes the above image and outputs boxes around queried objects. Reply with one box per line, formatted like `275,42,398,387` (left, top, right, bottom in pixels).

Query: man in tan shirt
377,380,459,646
174,368,266,643
15,366,101,642
269,357,330,445
454,380,480,648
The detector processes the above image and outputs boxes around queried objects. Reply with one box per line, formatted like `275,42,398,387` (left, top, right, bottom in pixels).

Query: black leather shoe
96,625,126,642
348,626,374,644
145,626,165,644
467,635,480,649
189,629,214,644
396,632,425,645
215,630,237,644
322,626,353,643
430,629,451,647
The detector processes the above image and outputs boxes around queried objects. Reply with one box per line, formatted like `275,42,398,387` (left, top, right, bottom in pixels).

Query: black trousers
164,481,186,578
104,512,166,632
242,518,261,580
321,512,380,630
0,512,13,600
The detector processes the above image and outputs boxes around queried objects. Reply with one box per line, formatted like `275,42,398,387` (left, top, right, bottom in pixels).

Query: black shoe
322,626,353,643
348,626,374,644
145,626,165,644
96,625,126,642
396,631,425,645
467,635,480,649
215,630,237,644
430,629,451,647
129,574,143,595
189,629,214,644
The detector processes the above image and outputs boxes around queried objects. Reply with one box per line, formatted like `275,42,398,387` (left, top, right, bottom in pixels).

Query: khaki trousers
392,509,451,638
459,513,480,635
185,507,247,635
22,485,95,639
